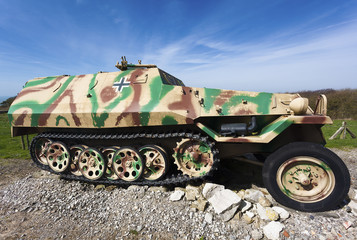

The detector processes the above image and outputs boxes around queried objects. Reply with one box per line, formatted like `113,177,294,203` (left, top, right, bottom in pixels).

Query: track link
30,130,220,187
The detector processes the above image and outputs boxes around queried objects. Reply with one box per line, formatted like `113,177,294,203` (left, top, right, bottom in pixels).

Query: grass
0,114,355,160
0,113,33,159
322,119,357,149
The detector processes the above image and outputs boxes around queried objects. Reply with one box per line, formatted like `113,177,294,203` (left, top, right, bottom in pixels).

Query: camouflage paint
9,75,76,126
260,118,293,135
24,76,57,88
203,88,222,113
139,76,164,126
221,92,273,115
161,115,178,125
9,63,330,145
56,115,70,126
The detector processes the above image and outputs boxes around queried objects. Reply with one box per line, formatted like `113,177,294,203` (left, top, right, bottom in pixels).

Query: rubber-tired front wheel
263,142,350,212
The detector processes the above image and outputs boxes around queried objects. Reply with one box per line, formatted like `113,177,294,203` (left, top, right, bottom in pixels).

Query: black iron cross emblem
113,77,130,92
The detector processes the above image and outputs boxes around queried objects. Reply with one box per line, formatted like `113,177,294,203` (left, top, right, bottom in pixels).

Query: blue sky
0,0,357,97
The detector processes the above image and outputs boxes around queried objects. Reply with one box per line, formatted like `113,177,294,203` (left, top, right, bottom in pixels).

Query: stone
95,185,105,191
148,186,168,192
343,221,352,230
266,208,279,221
221,205,239,222
243,212,254,224
191,198,207,211
258,196,272,207
251,229,263,240
202,183,225,200
208,189,242,214
127,185,141,191
169,190,185,201
263,221,284,240
244,189,264,203
185,185,200,201
282,230,290,237
348,200,357,216
205,213,213,224
237,189,245,199
348,188,357,201
238,200,252,213
105,185,117,191
256,203,268,220
272,206,290,219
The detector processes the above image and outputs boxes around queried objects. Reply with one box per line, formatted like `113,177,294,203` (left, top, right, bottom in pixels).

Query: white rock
221,205,239,222
256,203,269,220
348,200,357,216
263,221,284,240
208,189,242,214
265,208,279,221
169,190,185,201
246,211,255,219
258,196,272,207
272,206,290,219
239,200,252,213
204,213,213,224
185,185,200,201
251,229,264,240
244,189,265,203
348,188,357,201
202,183,225,199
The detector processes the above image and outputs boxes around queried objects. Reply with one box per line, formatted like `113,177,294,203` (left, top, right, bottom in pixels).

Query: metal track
30,131,220,187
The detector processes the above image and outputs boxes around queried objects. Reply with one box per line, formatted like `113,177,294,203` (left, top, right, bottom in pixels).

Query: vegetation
323,119,357,149
298,88,357,120
0,113,34,159
0,96,15,111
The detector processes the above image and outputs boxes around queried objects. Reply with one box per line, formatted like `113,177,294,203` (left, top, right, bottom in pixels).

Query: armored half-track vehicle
8,57,350,212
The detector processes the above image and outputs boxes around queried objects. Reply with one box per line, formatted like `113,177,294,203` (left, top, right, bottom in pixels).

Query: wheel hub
277,156,335,203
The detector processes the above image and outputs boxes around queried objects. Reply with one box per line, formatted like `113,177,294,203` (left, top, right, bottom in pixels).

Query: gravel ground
0,148,356,240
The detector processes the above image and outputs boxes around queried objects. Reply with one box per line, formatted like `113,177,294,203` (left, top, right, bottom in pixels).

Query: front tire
263,142,350,212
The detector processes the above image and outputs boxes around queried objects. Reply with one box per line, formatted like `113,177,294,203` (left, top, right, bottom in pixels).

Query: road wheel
263,142,350,212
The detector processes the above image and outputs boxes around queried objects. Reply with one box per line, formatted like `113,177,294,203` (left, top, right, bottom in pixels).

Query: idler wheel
34,138,52,165
46,142,70,173
78,148,106,180
69,145,85,176
112,147,144,182
102,146,120,180
139,145,169,181
173,139,214,177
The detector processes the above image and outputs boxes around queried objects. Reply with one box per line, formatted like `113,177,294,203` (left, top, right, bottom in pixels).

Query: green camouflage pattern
8,61,332,143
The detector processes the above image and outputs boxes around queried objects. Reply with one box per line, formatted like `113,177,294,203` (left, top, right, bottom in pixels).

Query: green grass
322,119,357,149
0,113,33,159
0,114,355,160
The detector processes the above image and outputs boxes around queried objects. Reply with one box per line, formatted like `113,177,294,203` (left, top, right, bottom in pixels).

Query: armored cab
8,57,350,212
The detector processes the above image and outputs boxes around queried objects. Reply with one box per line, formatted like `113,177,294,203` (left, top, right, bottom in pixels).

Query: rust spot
100,86,117,103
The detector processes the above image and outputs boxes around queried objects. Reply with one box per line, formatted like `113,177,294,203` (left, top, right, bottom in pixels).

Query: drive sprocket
173,138,214,177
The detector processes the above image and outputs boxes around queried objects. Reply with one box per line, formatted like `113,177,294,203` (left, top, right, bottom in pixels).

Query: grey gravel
0,148,356,239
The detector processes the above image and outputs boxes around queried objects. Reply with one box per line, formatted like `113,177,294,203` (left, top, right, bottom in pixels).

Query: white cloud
143,20,357,92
